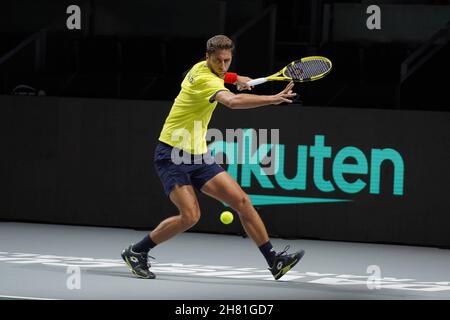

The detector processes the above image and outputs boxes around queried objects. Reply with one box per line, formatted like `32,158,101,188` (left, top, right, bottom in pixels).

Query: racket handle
247,78,268,86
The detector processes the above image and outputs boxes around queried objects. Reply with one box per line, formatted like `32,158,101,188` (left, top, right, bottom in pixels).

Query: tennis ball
220,211,234,225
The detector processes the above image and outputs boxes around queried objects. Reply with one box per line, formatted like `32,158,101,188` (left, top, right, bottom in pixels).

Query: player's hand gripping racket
247,56,332,87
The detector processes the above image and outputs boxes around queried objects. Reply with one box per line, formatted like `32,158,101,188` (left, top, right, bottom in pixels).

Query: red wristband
224,72,238,84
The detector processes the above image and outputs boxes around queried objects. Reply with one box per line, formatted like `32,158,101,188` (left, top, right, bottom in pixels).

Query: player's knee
180,208,201,227
231,194,252,212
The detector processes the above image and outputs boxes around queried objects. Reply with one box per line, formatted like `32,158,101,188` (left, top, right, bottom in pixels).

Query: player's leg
150,184,201,244
200,171,305,280
130,183,200,252
200,171,268,245
122,138,202,279
121,184,200,279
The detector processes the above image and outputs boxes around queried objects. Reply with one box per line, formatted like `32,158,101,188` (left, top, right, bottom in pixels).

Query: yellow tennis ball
220,211,234,225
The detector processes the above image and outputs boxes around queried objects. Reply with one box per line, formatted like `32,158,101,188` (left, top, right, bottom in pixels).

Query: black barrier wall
1,95,449,247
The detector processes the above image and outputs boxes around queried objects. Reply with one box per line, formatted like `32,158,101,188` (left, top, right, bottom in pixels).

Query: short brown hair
206,35,234,54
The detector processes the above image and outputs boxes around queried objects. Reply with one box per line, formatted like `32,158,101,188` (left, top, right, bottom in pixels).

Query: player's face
206,49,232,78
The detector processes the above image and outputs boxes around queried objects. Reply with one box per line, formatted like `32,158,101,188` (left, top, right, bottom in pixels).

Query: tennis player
122,35,305,280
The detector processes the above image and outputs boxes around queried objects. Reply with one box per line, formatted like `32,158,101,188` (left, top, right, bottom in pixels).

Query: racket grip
247,78,267,86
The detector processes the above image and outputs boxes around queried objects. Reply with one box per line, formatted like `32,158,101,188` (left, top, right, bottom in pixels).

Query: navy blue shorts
154,141,225,196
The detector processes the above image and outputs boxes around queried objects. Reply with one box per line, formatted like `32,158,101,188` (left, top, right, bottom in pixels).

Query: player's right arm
215,81,297,110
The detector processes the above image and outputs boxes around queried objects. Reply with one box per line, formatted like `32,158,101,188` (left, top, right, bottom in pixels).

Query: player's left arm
214,81,296,109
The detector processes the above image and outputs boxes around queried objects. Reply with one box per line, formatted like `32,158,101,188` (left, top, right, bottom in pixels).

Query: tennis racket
247,56,332,87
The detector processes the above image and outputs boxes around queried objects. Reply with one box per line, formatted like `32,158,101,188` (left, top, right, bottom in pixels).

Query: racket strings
285,60,331,80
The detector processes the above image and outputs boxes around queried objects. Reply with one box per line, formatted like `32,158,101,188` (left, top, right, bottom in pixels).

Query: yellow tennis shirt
158,61,229,154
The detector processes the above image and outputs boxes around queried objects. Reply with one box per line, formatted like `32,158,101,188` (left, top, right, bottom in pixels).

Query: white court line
0,294,58,300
